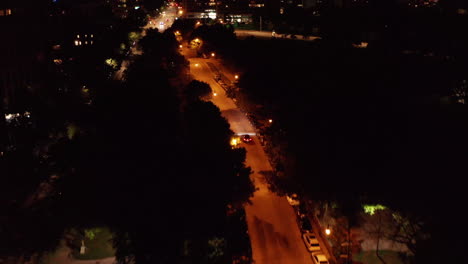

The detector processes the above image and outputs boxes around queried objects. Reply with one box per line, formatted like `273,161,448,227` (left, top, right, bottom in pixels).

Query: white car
302,232,321,252
311,251,329,264
286,193,300,206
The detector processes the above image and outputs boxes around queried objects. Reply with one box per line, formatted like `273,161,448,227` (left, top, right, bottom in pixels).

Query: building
0,0,51,112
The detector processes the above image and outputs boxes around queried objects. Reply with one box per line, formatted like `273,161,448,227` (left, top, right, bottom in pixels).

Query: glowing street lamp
234,74,239,80
230,137,239,148
325,225,331,236
211,52,215,57
268,119,273,123
179,45,183,48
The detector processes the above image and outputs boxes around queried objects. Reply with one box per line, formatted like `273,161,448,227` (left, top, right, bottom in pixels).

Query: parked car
297,215,313,233
302,233,321,252
294,202,308,218
311,251,329,264
286,193,300,206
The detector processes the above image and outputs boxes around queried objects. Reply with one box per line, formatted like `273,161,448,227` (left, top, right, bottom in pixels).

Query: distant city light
134,6,140,10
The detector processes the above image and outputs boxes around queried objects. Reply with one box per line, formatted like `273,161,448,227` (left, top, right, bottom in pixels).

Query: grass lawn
72,228,116,260
353,250,404,264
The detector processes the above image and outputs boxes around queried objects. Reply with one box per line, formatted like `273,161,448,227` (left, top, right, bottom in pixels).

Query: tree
185,80,213,101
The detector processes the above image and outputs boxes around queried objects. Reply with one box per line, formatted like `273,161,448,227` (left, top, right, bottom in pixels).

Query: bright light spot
211,52,215,57
196,21,201,25
234,75,239,79
194,63,199,67
74,40,79,46
325,228,331,235
5,114,14,120
178,10,183,15
213,92,217,96
179,45,183,48
268,119,273,123
230,137,240,147
134,6,140,9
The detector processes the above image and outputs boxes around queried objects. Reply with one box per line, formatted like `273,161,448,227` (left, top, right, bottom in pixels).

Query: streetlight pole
259,16,262,31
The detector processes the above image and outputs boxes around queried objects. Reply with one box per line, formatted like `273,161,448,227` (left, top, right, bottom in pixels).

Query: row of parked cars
286,194,330,264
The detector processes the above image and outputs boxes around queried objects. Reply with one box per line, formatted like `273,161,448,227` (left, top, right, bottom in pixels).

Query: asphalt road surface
187,54,314,264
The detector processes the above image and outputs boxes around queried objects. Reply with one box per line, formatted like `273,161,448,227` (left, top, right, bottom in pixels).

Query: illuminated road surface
188,56,313,264
235,29,321,41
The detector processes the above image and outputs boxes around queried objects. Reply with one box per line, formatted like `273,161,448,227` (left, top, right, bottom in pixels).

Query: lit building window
85,41,88,45
85,34,87,38
91,34,94,38
74,40,79,46
77,34,80,38
6,9,12,15
91,41,94,45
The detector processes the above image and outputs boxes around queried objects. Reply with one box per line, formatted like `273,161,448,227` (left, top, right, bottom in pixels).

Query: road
185,51,314,264
235,29,321,41
118,7,315,263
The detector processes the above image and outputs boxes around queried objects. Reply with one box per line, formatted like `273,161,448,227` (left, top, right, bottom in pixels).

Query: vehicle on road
241,134,253,143
302,233,321,252
297,215,313,233
286,193,300,206
311,251,329,264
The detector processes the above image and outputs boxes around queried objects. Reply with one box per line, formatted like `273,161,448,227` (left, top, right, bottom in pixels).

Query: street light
211,52,215,57
325,225,331,236
268,119,273,123
234,74,239,80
